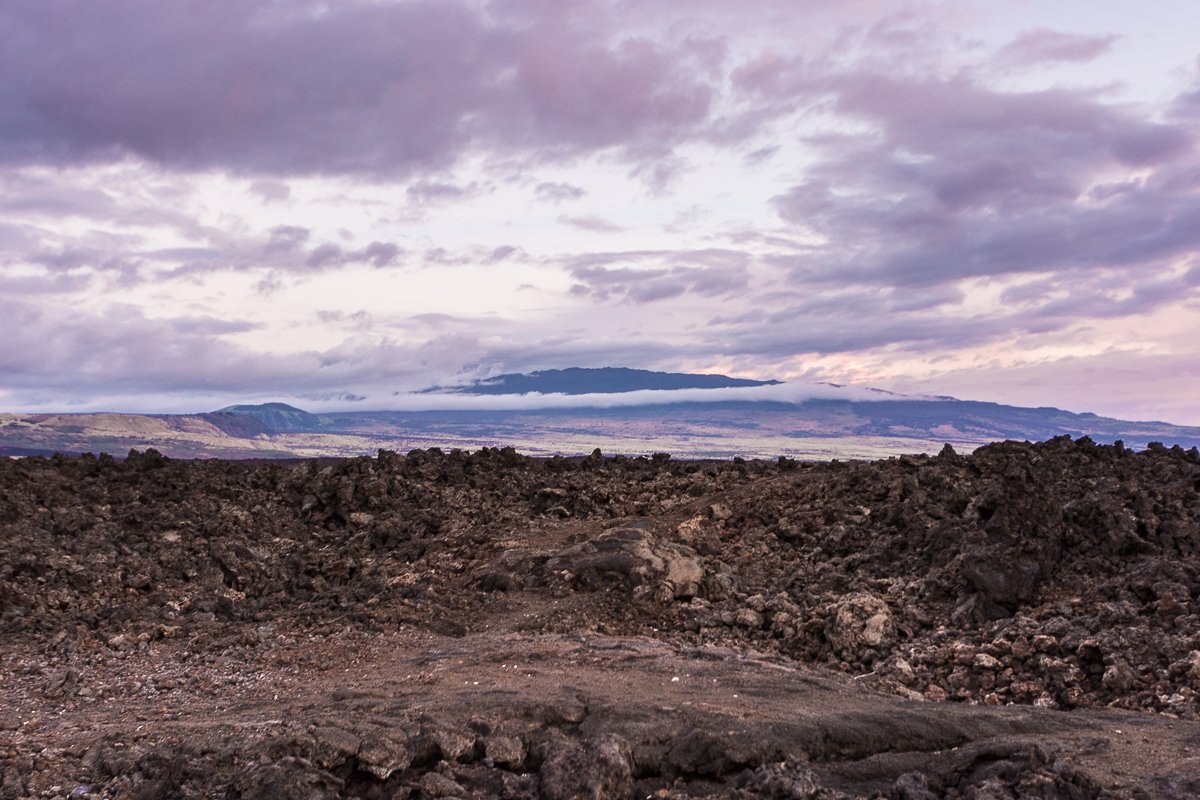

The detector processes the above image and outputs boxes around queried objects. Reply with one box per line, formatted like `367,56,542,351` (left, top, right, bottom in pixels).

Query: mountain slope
216,402,322,432
434,367,782,395
5,371,1200,459
0,412,290,459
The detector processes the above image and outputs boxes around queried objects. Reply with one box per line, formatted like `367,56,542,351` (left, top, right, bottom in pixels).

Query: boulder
539,735,633,800
546,527,703,599
825,593,895,659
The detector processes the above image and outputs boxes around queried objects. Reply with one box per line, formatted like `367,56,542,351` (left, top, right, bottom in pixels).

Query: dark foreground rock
6,632,1199,799
2,437,1200,797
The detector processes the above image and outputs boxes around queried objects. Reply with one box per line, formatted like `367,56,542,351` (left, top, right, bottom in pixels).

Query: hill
215,402,322,432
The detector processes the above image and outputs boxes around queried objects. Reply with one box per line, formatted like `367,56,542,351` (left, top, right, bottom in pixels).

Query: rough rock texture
545,523,705,600
2,437,1200,797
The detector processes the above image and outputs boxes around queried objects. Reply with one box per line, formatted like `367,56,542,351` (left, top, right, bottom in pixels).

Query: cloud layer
2,1,1199,424
0,0,715,175
388,381,913,412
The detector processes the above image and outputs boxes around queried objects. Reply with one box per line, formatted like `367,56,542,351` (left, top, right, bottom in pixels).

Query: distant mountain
215,402,322,433
197,412,272,438
5,376,1200,460
434,367,782,395
0,411,293,459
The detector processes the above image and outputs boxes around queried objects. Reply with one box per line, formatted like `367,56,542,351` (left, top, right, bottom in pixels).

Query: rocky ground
2,437,1200,798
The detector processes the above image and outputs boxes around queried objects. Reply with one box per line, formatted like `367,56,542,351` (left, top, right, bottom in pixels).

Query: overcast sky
2,0,1199,422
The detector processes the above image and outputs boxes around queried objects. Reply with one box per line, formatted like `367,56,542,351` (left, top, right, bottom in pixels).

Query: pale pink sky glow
0,0,1198,423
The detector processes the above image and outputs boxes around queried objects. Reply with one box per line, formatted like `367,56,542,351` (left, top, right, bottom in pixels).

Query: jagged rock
825,593,895,658
483,735,525,768
357,732,410,779
545,527,704,599
5,437,1200,797
236,756,344,800
311,726,361,769
419,772,466,798
539,734,633,800
430,727,476,763
1103,660,1138,693
733,607,764,629
739,758,822,799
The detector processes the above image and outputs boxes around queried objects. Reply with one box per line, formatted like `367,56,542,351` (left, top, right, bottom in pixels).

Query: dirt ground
3,438,1200,798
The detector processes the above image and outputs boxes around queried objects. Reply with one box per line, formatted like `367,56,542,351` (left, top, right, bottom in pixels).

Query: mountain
433,367,782,395
0,411,292,459
215,402,323,432
5,371,1200,460
196,411,272,438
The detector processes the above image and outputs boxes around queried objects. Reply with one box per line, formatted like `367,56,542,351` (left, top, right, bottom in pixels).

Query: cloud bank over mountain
389,381,914,412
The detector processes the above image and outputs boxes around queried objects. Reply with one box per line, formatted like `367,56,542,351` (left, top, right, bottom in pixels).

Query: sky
2,0,1199,422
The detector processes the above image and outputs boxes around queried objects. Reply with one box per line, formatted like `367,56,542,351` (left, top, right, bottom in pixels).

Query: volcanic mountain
2,367,1199,459
430,367,783,395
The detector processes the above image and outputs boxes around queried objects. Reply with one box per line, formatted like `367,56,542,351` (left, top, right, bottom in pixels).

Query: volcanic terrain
3,437,1200,798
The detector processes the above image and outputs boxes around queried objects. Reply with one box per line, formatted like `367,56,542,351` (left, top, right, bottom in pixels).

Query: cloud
1170,68,1200,121
890,348,1200,426
305,242,344,269
387,381,918,412
1,214,409,291
535,181,587,202
356,241,404,268
0,270,93,296
564,249,751,303
701,262,1200,361
768,71,1199,292
0,300,302,394
406,180,481,205
0,295,686,412
707,303,1005,358
0,0,718,177
301,241,404,271
249,180,291,203
994,29,1118,66
0,297,487,406
3,1,1200,427
486,245,524,263
558,214,625,233
265,226,310,254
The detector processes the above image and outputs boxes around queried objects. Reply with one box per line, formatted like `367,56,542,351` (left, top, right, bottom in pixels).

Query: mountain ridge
4,367,1199,459
426,366,783,395
215,402,321,432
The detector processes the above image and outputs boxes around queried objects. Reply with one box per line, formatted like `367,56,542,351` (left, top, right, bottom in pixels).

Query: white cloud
384,381,924,411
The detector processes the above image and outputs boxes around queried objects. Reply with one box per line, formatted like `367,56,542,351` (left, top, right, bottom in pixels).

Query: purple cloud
994,29,1118,66
305,242,344,269
357,242,403,268
264,226,310,254
765,70,1198,291
0,0,717,177
407,181,481,205
566,249,751,303
3,0,1200,425
558,215,625,233
535,181,587,202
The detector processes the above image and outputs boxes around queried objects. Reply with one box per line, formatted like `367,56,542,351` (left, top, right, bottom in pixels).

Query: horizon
2,1,1199,424
6,364,1195,429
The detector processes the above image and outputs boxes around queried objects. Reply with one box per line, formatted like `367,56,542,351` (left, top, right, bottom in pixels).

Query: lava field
3,437,1200,798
